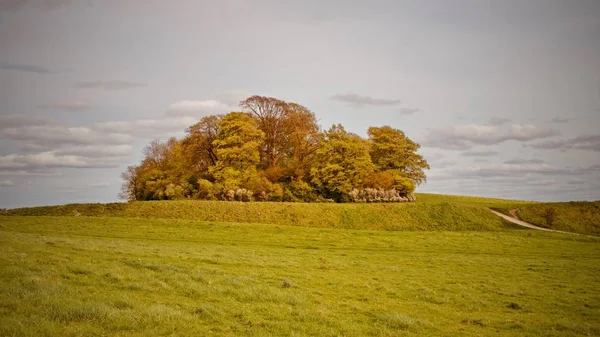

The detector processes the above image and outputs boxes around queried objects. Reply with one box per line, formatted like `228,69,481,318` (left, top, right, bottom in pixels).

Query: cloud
86,182,111,188
529,134,600,152
509,124,559,141
443,162,598,179
399,108,420,115
567,179,585,185
488,117,511,126
0,180,14,187
19,143,54,153
54,144,133,158
75,80,146,90
37,101,91,111
214,89,249,106
504,158,544,164
94,116,197,138
1,125,133,148
0,62,56,74
429,160,456,169
551,117,573,123
421,124,501,150
0,169,60,177
0,152,122,170
461,150,499,157
422,123,560,150
0,0,72,12
166,100,232,117
331,93,402,106
530,179,556,186
0,115,53,129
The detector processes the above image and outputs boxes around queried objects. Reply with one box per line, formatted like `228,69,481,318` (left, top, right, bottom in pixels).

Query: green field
513,202,600,236
1,215,599,336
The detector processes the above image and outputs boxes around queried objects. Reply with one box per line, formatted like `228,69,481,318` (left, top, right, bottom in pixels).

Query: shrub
195,179,215,200
541,207,558,227
287,180,318,202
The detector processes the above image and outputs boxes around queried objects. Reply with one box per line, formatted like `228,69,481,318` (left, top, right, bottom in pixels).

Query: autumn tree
121,96,429,202
240,96,289,168
133,138,191,200
310,125,374,201
368,126,430,190
181,115,221,176
284,103,322,181
119,165,141,201
209,112,265,190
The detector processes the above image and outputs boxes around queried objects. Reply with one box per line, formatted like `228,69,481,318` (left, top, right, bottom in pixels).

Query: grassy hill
513,201,600,236
2,192,535,231
1,216,598,336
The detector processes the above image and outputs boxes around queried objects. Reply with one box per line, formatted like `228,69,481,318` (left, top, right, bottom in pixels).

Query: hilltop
4,193,535,232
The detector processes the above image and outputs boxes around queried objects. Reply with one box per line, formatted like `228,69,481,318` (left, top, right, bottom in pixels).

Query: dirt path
489,209,599,238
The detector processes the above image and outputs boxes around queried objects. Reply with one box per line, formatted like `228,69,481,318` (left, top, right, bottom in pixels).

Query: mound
5,200,511,231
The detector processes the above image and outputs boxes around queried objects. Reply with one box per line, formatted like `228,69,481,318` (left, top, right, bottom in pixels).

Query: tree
121,96,430,203
285,103,322,181
119,165,141,201
368,126,429,186
541,207,558,227
240,96,289,167
210,112,265,189
181,115,221,176
310,125,374,201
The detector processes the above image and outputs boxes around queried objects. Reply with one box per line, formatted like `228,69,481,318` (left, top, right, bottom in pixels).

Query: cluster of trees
120,96,429,203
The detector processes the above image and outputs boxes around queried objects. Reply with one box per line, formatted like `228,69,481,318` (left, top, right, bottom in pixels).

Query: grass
0,215,598,336
513,201,600,236
3,193,537,231
414,193,536,210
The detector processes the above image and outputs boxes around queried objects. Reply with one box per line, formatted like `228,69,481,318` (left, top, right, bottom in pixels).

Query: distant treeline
120,96,429,202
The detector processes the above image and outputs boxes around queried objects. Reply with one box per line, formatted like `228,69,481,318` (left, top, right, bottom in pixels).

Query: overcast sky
1,0,599,208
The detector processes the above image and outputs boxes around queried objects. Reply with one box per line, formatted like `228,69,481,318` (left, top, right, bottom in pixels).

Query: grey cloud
529,179,556,186
422,124,560,150
0,62,55,74
448,163,577,178
567,179,585,185
430,160,456,169
38,101,91,111
215,89,249,107
0,169,61,176
508,124,560,141
166,100,232,117
0,152,122,170
551,117,573,124
20,144,54,153
76,80,146,90
86,182,111,188
54,145,133,158
504,158,544,164
0,115,53,129
488,117,510,126
461,150,499,157
0,0,72,12
529,134,600,152
399,108,420,115
1,125,133,148
94,116,197,138
331,93,402,106
0,180,14,187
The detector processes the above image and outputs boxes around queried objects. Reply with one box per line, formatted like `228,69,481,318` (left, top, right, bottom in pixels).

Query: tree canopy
121,96,429,202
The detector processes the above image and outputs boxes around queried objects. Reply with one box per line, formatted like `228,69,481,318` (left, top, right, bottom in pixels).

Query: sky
1,0,599,208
